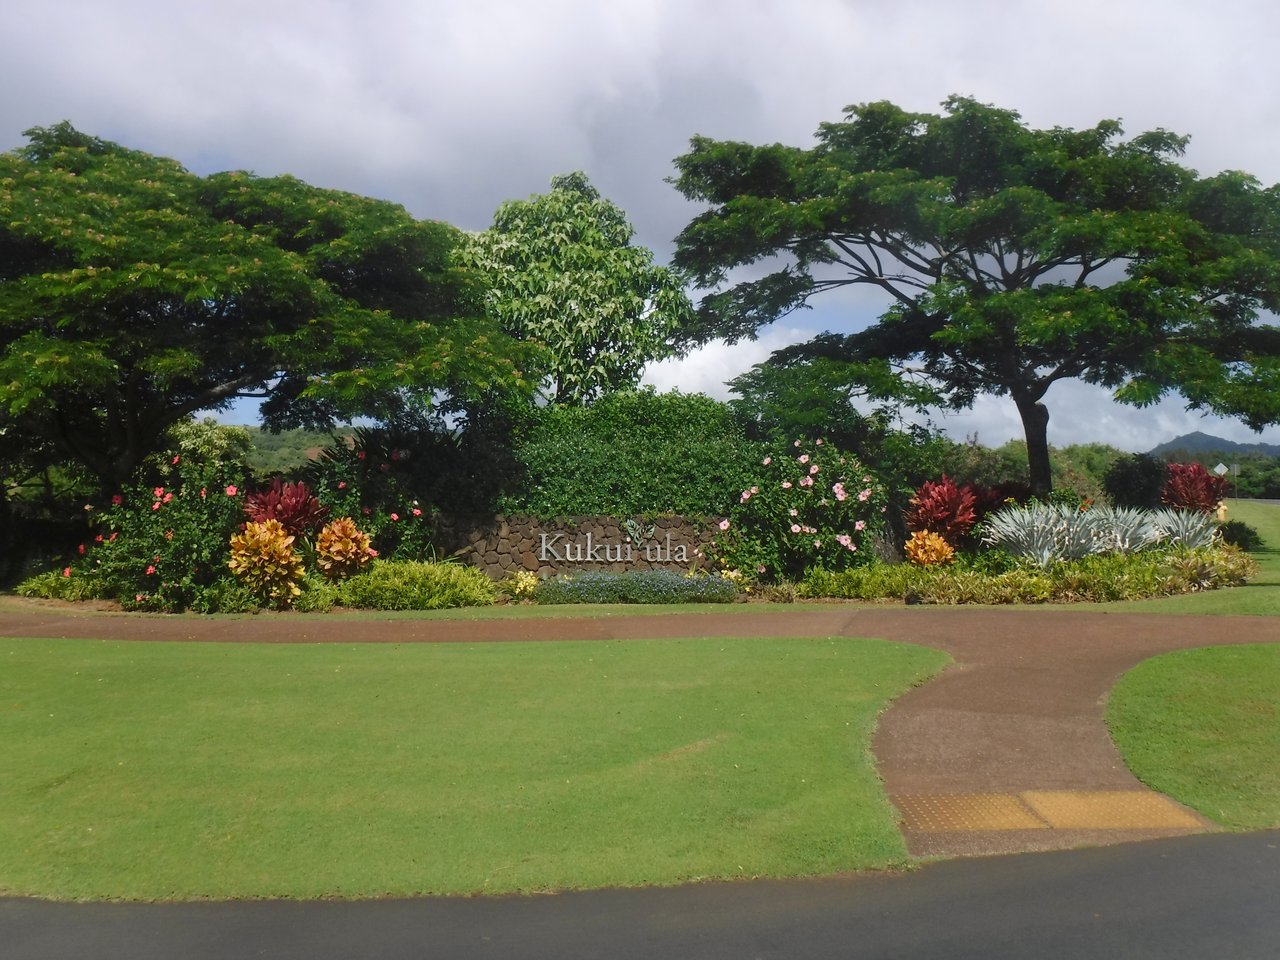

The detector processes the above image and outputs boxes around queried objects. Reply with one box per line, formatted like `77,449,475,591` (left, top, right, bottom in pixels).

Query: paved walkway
3,601,1278,857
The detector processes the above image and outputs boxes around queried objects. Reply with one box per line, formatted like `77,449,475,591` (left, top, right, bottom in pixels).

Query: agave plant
980,503,1112,567
1093,506,1164,554
1149,508,1219,549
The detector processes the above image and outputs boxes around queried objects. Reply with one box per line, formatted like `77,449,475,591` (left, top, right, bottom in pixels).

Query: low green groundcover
1108,644,1280,831
0,635,946,900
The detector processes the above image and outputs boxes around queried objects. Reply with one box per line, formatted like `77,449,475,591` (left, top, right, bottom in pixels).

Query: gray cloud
4,0,1279,449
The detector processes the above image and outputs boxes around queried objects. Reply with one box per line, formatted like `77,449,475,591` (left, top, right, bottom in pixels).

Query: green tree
460,172,694,405
671,96,1280,496
0,123,533,492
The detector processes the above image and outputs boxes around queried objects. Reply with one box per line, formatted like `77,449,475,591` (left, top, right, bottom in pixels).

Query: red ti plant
904,475,978,546
1161,462,1228,513
244,479,330,536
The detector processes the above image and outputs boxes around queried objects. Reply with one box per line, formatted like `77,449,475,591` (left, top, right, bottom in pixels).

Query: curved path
2,602,1278,858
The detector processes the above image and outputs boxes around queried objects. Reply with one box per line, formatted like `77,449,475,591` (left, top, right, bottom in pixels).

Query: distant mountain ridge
1149,431,1280,458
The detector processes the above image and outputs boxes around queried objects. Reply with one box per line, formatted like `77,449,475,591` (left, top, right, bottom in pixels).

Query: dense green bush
500,389,765,517
1104,454,1167,508
1218,519,1263,551
15,568,102,603
533,569,739,604
293,575,342,613
335,560,496,610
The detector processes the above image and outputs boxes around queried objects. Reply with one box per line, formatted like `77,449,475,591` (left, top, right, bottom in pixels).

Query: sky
4,0,1279,452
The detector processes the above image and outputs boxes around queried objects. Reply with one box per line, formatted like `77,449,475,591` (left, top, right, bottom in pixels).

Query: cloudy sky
4,0,1278,451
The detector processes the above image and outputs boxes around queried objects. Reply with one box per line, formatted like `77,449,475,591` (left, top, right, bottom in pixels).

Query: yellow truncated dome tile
1020,791,1205,829
893,793,1047,831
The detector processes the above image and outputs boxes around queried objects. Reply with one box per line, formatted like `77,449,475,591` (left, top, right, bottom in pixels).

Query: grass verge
1108,643,1280,830
0,635,946,900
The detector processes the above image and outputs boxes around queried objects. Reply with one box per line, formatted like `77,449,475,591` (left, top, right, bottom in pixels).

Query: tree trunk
1014,393,1053,499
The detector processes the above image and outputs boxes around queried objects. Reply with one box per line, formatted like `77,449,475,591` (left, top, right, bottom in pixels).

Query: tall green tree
0,123,533,491
460,172,694,405
672,96,1280,495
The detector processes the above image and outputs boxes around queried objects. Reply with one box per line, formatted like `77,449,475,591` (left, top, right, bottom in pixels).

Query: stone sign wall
434,514,715,579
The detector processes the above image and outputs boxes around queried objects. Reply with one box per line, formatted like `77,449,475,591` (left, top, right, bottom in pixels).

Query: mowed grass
1108,643,1280,830
1088,499,1280,615
0,635,946,901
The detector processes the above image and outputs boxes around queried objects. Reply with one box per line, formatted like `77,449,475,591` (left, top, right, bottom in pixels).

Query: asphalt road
4,830,1278,960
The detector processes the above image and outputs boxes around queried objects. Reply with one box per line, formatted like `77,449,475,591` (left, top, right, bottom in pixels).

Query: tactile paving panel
893,793,1047,832
1020,790,1205,829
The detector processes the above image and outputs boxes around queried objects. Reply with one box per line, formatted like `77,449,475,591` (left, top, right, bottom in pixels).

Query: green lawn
1108,643,1280,830
0,635,946,900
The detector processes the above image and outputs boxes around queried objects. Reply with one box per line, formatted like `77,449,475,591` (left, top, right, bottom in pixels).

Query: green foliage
801,545,1255,603
148,418,254,480
185,577,261,615
15,568,102,602
460,171,694,405
533,570,738,604
335,560,496,610
704,438,887,581
1218,519,1263,550
672,96,1280,497
243,426,334,475
302,426,441,559
0,123,532,490
1104,453,1168,508
1159,448,1280,499
500,389,765,517
292,574,341,613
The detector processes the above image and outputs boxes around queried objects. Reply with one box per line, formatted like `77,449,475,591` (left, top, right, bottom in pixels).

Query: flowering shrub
244,479,330,536
314,517,376,580
228,519,306,607
904,475,978,546
303,431,437,560
505,569,540,599
1162,462,1228,513
904,530,955,565
43,459,249,612
704,438,887,581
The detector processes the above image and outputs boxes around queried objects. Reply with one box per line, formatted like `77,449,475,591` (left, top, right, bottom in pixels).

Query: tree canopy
0,123,533,490
672,96,1280,495
459,171,694,405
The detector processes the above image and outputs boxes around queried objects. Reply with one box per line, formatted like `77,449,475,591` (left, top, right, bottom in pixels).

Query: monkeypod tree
460,171,695,405
672,96,1280,496
0,123,534,492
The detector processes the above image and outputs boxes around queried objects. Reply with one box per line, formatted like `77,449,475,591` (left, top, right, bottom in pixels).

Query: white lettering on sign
539,531,689,564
